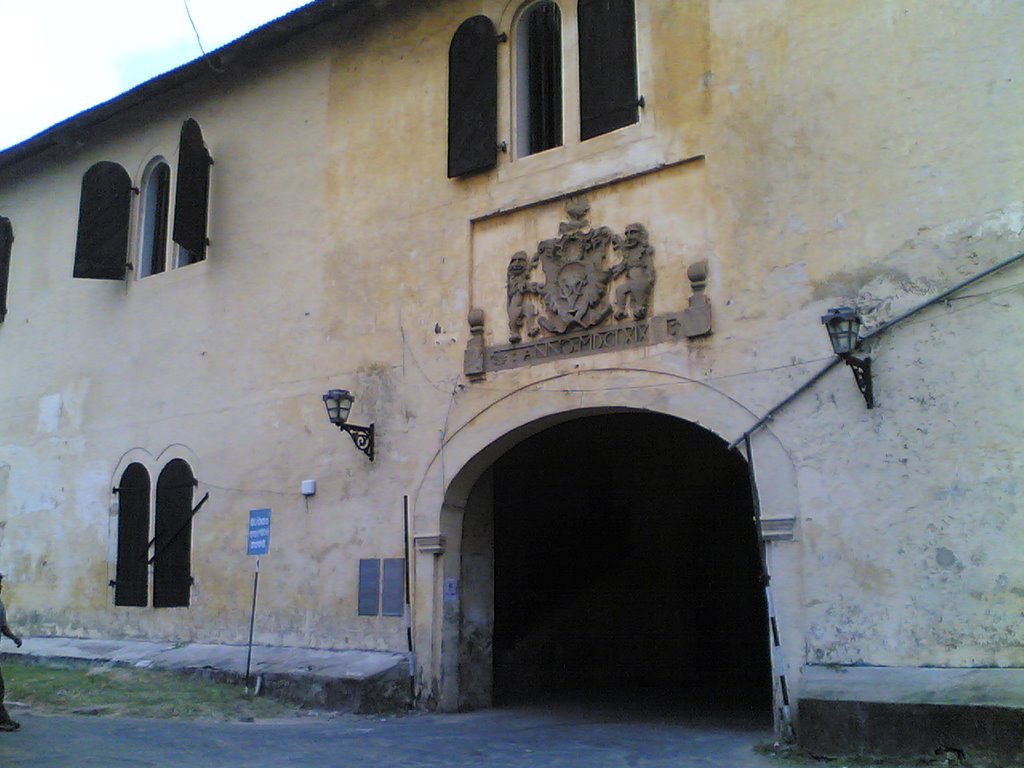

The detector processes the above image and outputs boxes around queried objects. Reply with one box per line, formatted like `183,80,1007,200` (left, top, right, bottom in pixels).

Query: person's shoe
0,720,20,731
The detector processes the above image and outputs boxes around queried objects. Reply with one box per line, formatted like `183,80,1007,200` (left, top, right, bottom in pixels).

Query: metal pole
244,557,260,694
728,357,842,451
403,496,415,701
742,436,792,740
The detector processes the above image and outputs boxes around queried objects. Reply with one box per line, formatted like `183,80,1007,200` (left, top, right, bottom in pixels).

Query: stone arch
407,367,800,713
107,444,202,609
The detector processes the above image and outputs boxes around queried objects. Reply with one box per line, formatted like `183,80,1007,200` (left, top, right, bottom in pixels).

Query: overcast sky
0,0,312,151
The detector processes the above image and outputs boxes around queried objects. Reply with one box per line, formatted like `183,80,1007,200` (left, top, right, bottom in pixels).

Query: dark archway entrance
460,412,771,716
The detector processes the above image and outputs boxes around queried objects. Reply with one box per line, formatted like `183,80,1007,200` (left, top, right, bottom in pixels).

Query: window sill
500,119,650,182
131,257,209,288
476,117,698,221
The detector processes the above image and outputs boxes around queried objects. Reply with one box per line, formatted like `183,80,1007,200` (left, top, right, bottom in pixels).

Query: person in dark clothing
0,573,23,731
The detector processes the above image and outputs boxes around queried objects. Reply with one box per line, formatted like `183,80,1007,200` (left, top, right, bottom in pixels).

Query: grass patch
3,659,299,721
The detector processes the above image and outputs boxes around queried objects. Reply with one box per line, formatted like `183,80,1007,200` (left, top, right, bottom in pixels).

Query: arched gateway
409,372,800,722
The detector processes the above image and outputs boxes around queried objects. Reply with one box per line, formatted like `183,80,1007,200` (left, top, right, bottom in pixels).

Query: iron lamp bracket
843,354,874,409
339,422,375,462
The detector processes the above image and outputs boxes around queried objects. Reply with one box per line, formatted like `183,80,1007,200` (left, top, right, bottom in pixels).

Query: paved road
0,705,782,767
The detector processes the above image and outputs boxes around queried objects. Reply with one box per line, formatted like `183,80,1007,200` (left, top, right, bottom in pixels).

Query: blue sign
247,509,271,555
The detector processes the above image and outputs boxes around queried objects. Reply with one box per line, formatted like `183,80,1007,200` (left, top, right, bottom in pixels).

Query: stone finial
662,258,712,340
687,259,708,296
464,308,486,380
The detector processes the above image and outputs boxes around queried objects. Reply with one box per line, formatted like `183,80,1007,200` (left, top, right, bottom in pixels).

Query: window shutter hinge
108,579,117,587
498,141,508,153
638,95,646,109
112,487,120,494
496,32,507,43
131,186,140,195
125,262,134,272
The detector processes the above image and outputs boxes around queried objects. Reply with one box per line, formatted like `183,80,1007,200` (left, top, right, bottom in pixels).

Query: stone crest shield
536,202,614,334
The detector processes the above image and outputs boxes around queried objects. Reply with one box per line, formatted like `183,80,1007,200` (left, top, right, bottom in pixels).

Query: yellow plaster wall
0,0,1021,701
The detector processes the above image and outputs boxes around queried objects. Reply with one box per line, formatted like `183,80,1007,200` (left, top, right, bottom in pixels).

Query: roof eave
0,0,360,174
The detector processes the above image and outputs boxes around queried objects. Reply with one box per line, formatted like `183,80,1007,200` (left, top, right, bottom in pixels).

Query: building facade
1,0,1022,754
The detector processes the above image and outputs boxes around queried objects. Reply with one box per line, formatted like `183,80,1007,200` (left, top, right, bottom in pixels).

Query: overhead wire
183,0,226,72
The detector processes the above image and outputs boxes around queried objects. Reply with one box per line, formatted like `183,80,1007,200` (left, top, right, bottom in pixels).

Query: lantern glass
821,306,861,356
323,389,355,426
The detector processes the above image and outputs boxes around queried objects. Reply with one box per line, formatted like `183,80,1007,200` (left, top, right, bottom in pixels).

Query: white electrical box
301,479,317,496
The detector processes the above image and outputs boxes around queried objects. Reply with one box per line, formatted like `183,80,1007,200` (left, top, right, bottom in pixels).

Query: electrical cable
183,0,226,72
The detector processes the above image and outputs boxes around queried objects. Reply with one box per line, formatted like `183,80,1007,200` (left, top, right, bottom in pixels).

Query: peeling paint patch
933,485,969,501
935,547,959,569
850,558,895,594
767,261,810,305
810,265,914,302
787,214,808,234
37,393,62,434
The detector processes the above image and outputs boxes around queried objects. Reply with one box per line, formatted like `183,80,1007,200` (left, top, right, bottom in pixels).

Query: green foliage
4,659,296,721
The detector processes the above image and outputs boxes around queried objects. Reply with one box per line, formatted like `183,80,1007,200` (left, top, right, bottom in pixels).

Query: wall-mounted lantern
323,389,375,461
821,306,874,409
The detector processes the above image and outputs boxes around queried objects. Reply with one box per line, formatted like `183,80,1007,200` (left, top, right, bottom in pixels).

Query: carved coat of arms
506,202,655,343
464,201,710,378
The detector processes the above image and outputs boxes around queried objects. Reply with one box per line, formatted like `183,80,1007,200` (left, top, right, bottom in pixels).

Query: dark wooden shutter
0,216,12,322
578,0,639,140
115,463,150,607
527,2,562,153
172,119,212,263
73,162,131,280
448,16,498,178
153,459,194,608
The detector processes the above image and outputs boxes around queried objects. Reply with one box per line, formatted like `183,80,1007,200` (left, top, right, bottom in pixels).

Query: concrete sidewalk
0,637,412,713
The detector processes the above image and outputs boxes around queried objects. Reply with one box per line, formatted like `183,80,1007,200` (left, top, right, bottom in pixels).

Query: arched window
515,1,562,157
153,458,195,608
114,463,151,607
138,159,170,278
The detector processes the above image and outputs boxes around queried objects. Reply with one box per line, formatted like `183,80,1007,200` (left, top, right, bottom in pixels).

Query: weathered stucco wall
703,1,1024,670
0,0,1021,712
